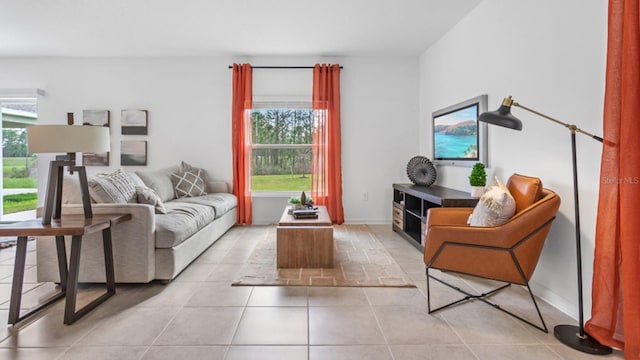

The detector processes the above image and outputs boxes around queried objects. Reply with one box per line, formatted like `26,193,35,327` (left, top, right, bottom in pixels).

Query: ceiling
0,0,482,57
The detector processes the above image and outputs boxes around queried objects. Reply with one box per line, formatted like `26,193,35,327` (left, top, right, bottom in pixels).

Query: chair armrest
426,207,474,227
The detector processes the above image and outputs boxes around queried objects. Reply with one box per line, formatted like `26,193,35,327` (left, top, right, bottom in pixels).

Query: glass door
0,100,38,221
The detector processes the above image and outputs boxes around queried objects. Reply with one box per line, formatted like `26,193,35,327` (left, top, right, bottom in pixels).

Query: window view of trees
251,108,313,192
2,103,38,215
3,129,28,157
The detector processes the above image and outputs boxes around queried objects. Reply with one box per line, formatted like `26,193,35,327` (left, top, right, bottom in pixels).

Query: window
250,101,312,192
0,100,38,218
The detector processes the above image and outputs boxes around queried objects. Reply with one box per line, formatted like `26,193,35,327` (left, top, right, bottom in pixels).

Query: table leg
102,228,116,293
55,235,68,291
63,231,117,325
64,235,82,325
8,236,28,324
8,236,65,325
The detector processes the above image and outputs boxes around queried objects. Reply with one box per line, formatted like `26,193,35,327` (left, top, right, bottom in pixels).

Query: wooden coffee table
277,205,334,268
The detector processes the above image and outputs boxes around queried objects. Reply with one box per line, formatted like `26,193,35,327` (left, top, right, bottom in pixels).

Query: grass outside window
2,157,38,215
252,174,311,192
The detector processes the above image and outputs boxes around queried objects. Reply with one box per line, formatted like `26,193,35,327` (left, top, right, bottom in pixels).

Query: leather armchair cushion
507,173,543,213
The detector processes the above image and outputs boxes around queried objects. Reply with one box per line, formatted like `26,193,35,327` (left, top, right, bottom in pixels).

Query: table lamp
479,96,611,355
27,117,110,225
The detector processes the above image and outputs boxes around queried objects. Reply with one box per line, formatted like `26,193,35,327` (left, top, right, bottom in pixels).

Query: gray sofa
36,164,237,283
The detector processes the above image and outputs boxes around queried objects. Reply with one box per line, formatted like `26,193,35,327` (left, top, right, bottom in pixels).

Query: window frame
249,98,313,195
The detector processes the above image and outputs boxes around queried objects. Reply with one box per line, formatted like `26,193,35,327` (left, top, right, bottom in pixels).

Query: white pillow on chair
468,177,516,227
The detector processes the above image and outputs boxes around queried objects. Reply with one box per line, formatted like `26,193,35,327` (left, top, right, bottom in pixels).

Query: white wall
249,57,421,224
419,0,608,319
0,55,419,224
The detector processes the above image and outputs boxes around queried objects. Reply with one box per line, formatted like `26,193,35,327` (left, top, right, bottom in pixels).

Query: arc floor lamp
478,96,612,355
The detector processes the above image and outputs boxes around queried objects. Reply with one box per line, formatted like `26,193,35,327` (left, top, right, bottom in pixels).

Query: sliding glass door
0,99,38,221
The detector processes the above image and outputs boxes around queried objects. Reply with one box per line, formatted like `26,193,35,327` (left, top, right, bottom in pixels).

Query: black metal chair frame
425,217,555,333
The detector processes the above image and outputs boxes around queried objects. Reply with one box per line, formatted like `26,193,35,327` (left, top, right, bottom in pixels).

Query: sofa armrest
37,203,157,283
207,180,230,194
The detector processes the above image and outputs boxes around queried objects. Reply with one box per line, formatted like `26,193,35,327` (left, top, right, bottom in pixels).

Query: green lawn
3,157,33,168
3,193,38,214
3,157,37,189
4,178,37,188
252,174,311,192
2,157,38,214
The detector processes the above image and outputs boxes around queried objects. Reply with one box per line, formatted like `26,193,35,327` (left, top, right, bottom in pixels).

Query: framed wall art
121,109,148,135
82,109,110,166
121,140,147,166
82,109,110,127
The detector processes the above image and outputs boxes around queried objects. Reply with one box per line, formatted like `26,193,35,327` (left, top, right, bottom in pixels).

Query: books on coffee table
292,209,319,219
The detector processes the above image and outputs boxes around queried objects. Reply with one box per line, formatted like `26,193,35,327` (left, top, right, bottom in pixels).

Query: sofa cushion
154,202,216,248
136,166,178,203
172,193,237,218
88,169,143,203
171,169,207,198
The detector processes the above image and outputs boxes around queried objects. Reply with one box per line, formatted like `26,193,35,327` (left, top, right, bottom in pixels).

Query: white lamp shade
27,125,110,154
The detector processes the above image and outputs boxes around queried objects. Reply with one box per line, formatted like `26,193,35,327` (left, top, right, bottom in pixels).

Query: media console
392,183,479,250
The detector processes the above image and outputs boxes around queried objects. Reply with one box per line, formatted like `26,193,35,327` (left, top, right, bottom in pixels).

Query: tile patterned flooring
0,224,625,359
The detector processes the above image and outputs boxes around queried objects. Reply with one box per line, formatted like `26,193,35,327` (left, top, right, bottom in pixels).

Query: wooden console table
277,205,334,268
392,184,479,249
0,214,131,325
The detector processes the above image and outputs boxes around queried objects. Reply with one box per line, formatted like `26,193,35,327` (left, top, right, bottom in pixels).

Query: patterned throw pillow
88,169,140,203
171,169,207,198
180,161,209,183
468,177,516,227
136,186,167,214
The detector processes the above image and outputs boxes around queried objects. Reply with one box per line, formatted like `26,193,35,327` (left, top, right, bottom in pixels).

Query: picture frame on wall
121,109,148,135
121,140,147,166
82,152,110,166
82,109,110,127
82,109,110,166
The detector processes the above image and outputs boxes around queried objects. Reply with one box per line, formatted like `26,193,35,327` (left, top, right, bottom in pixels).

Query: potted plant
469,162,487,197
288,196,304,210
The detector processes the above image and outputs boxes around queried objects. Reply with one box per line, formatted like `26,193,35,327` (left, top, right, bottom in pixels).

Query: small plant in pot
288,196,304,210
469,162,487,197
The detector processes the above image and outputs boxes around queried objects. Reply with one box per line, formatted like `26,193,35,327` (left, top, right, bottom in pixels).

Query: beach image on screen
433,104,478,159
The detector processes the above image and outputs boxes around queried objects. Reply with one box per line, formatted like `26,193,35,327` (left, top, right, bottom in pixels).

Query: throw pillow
171,169,207,198
136,166,178,203
136,186,167,214
180,161,209,184
88,169,139,203
468,177,516,227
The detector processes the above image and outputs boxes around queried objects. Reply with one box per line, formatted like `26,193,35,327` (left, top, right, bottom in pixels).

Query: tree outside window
251,102,312,192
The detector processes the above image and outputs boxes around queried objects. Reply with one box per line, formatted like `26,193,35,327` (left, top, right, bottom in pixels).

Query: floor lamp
478,96,612,355
26,121,110,225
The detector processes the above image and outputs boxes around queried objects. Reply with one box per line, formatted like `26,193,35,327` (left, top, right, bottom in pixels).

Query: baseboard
343,218,391,224
530,279,579,320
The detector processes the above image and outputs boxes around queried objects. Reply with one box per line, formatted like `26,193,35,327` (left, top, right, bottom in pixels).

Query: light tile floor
0,225,625,360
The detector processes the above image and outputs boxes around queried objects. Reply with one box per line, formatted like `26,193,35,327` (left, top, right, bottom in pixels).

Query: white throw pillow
468,177,516,227
136,185,167,214
88,169,140,203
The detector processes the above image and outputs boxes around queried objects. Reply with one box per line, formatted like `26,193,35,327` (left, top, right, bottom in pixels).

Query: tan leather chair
423,174,561,332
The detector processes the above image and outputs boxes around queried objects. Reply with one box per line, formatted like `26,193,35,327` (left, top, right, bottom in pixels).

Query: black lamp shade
479,104,523,130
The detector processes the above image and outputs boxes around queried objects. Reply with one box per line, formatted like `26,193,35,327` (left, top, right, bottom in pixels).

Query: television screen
432,95,487,167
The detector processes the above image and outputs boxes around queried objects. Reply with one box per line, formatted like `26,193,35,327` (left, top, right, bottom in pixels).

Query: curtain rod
227,65,343,69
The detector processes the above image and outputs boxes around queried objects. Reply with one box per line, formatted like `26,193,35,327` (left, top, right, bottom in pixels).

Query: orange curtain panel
311,64,344,224
586,0,640,356
231,63,253,225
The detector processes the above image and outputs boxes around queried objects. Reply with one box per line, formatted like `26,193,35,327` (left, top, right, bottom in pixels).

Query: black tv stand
392,183,479,250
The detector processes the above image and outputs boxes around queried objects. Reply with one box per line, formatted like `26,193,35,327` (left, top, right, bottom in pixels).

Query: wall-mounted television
432,94,488,167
